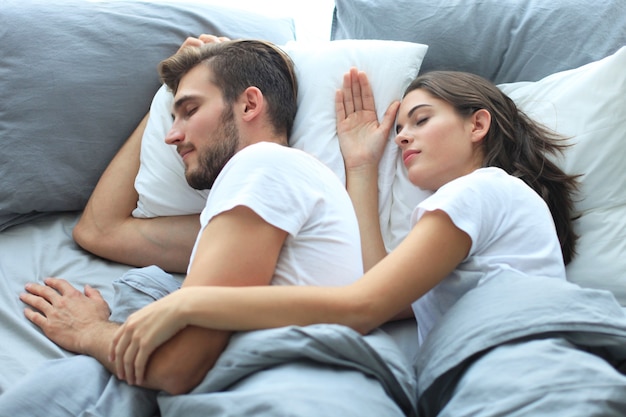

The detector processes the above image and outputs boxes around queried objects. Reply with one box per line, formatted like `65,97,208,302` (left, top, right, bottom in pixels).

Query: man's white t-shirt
410,167,566,344
188,141,363,287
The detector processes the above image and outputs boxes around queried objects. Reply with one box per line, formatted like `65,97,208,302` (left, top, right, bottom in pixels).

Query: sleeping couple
4,35,626,417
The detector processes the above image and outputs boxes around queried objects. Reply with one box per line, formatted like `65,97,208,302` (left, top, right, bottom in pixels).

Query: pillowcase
0,0,296,231
497,47,626,305
331,0,626,84
133,39,428,250
134,85,210,217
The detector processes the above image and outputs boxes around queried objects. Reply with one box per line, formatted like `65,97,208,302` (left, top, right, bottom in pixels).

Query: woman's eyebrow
397,104,432,133
406,104,432,119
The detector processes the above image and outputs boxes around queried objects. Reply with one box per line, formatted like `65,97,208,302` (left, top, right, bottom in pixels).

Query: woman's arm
110,209,471,380
335,68,400,270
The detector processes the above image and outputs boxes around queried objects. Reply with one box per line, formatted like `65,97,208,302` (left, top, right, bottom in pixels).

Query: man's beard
186,106,240,190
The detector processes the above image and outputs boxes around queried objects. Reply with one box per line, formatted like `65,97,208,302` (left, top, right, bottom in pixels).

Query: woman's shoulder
422,167,544,217
452,167,536,197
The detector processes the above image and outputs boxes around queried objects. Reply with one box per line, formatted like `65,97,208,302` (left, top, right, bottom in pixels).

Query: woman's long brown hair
405,71,579,264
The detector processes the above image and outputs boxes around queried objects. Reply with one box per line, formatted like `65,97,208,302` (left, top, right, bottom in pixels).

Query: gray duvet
416,272,626,416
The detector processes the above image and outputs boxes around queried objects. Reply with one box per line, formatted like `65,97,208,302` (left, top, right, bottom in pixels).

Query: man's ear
239,86,264,122
470,108,491,143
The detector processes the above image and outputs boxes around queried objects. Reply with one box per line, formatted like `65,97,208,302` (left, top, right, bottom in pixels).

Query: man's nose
164,123,183,145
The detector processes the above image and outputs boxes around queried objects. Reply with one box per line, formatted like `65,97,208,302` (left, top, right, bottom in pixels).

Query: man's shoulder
235,142,323,170
241,141,305,157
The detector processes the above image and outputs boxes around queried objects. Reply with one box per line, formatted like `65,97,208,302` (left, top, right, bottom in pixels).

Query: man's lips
402,149,420,164
178,147,193,160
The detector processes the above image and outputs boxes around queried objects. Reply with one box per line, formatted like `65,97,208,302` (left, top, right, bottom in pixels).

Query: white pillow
133,84,209,218
133,39,429,248
498,47,626,304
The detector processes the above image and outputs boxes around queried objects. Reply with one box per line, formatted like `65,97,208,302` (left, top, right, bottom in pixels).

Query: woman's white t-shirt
188,141,363,287
410,167,566,344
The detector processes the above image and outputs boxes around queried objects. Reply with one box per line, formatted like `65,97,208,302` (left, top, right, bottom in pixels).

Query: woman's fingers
340,67,377,117
357,70,376,113
177,37,203,53
177,34,231,53
381,100,401,135
122,333,139,385
198,34,230,44
110,308,167,386
341,70,355,115
350,68,363,112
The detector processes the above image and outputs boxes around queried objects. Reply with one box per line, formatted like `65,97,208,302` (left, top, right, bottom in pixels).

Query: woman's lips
402,149,420,165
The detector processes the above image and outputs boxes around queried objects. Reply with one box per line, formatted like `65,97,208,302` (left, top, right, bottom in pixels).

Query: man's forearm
140,326,231,395
80,319,227,395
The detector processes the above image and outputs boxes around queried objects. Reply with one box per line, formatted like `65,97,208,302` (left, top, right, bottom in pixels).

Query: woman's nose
394,128,411,146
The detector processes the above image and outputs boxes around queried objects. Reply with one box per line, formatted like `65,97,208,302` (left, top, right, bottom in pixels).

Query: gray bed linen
159,324,417,417
416,272,626,416
0,249,418,416
331,0,626,85
0,0,297,231
112,267,419,416
0,266,176,417
0,212,135,394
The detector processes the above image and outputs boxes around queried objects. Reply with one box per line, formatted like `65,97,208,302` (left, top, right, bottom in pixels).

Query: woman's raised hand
335,68,400,172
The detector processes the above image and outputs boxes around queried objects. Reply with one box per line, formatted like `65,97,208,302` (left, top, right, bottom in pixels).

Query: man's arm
26,205,287,395
72,35,232,273
135,205,287,393
72,114,200,273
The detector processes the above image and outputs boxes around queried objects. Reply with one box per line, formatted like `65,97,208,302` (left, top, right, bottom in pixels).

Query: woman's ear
470,108,491,143
240,86,264,122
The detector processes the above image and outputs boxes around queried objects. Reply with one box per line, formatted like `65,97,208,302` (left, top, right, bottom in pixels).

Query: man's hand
20,278,111,354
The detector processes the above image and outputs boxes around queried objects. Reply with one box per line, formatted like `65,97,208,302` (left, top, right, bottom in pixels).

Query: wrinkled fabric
159,324,418,417
416,271,626,416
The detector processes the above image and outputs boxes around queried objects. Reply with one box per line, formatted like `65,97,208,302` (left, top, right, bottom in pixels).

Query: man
71,35,227,275
1,39,363,416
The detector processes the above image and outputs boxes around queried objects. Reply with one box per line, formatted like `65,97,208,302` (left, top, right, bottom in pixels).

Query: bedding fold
416,272,626,416
158,324,418,417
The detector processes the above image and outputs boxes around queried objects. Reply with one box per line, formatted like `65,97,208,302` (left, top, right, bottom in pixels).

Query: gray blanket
159,324,418,417
0,264,418,417
416,272,626,416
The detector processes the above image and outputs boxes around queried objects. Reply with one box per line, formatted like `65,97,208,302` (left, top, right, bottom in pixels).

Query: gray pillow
0,0,295,230
331,0,626,84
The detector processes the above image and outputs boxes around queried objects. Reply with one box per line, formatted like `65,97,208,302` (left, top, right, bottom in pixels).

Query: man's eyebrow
172,95,198,114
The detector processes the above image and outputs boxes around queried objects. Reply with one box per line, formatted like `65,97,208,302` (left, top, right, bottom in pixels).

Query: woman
109,68,579,385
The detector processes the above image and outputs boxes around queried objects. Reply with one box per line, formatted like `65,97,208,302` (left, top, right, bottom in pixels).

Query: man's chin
185,172,211,190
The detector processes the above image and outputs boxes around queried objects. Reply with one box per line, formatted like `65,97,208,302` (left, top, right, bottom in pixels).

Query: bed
1,0,626,415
